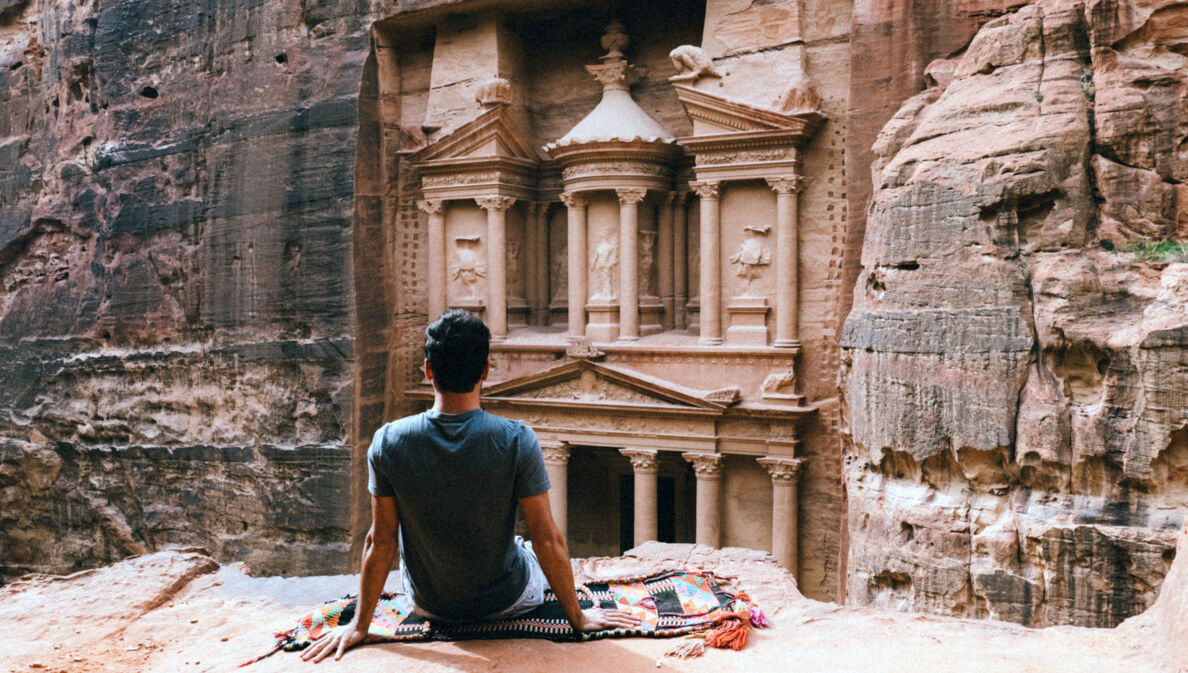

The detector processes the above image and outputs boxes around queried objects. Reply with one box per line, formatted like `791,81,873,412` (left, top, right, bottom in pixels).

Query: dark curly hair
424,309,490,393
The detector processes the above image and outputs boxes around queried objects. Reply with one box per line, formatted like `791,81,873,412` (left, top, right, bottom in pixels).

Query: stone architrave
616,187,647,341
767,176,805,347
620,448,659,547
417,199,446,321
691,181,722,344
757,456,805,576
540,441,571,537
682,452,723,547
561,191,588,339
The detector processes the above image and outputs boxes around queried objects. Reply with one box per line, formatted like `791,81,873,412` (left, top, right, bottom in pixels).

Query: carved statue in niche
668,45,722,82
591,237,618,301
730,225,771,297
451,236,486,300
638,230,657,297
550,240,568,303
506,240,523,297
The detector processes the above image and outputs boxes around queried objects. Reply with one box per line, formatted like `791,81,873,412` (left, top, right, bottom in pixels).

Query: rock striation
0,0,380,578
841,0,1188,628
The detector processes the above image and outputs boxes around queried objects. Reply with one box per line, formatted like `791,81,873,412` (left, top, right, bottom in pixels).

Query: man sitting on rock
302,309,640,662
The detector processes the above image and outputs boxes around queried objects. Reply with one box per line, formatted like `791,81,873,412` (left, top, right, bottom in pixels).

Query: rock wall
0,0,384,578
841,0,1188,627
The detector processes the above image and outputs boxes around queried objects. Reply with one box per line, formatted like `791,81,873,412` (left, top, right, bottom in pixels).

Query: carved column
691,181,722,344
616,188,647,341
673,191,688,330
767,176,804,348
476,196,514,341
523,202,541,327
657,192,675,331
757,457,805,576
540,441,571,538
682,453,722,548
533,202,552,326
418,199,446,321
561,192,588,339
620,449,658,547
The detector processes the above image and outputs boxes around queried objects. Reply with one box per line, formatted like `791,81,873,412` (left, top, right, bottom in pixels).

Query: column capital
757,457,805,483
620,448,659,474
560,191,588,208
682,452,723,480
417,199,444,215
476,195,516,212
766,175,807,194
540,441,570,465
689,180,720,199
615,187,648,205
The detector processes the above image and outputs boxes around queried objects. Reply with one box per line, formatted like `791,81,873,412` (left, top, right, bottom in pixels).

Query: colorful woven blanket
242,570,767,666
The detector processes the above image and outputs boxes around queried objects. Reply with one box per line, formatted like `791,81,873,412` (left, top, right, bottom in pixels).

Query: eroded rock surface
841,0,1188,628
0,0,376,578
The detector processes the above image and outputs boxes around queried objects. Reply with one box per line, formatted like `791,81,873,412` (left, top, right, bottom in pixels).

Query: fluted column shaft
683,453,723,547
418,199,446,321
692,181,722,344
540,441,570,538
621,449,658,547
561,192,588,339
758,457,805,576
657,192,674,330
673,192,688,330
768,176,804,347
477,196,514,340
617,188,647,341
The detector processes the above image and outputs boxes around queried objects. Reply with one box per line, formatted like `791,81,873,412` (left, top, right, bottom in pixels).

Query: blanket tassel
705,617,749,651
664,635,706,659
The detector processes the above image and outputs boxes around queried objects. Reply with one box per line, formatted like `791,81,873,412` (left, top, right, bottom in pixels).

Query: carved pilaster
476,196,515,340
690,180,722,344
562,191,589,339
616,188,646,341
419,199,447,320
767,175,803,348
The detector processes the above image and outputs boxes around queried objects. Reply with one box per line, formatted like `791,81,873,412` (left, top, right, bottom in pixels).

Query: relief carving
507,240,523,298
730,225,771,296
668,45,722,82
638,230,657,297
760,369,798,399
423,172,499,188
550,241,568,303
700,149,790,166
517,370,655,406
565,336,605,360
563,162,669,181
451,236,486,301
591,237,619,301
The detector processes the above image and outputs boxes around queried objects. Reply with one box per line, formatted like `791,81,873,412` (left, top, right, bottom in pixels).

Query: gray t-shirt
367,408,550,620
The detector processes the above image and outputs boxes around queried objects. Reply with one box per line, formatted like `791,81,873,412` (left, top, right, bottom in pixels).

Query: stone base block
640,297,664,336
586,301,620,343
549,300,568,328
727,297,769,346
507,297,529,328
686,299,700,335
450,299,486,319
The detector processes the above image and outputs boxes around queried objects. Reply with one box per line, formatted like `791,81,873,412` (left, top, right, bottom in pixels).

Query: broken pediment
410,104,539,164
672,82,823,137
481,360,740,413
410,104,540,201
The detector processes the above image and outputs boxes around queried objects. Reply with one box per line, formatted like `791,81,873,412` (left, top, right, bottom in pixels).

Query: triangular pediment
482,360,739,412
672,83,823,136
410,106,539,165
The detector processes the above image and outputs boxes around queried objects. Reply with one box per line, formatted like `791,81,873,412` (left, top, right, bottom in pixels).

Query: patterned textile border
243,570,761,665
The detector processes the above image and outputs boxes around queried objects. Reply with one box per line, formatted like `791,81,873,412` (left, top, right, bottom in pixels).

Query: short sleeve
367,425,396,498
512,423,551,500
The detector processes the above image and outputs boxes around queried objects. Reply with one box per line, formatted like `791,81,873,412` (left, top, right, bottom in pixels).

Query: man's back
367,408,549,620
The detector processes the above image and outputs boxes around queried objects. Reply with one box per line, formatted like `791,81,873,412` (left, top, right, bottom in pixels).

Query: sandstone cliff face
841,0,1188,627
0,0,381,578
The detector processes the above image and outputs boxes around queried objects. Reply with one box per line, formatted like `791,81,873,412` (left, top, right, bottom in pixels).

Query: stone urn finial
600,20,629,59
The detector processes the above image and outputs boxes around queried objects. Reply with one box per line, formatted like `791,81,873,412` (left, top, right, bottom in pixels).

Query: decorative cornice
757,457,805,483
616,187,648,205
766,176,806,194
416,199,443,215
689,181,720,199
621,449,659,473
540,441,571,465
682,452,723,480
559,191,588,209
476,196,516,213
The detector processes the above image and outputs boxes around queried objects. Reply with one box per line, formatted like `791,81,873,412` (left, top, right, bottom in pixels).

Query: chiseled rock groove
841,0,1188,627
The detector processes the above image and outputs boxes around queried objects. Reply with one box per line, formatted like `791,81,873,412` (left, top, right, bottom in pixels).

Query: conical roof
546,21,675,151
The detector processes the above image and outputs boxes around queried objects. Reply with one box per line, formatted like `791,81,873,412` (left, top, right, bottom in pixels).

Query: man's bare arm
518,491,640,632
301,495,399,663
